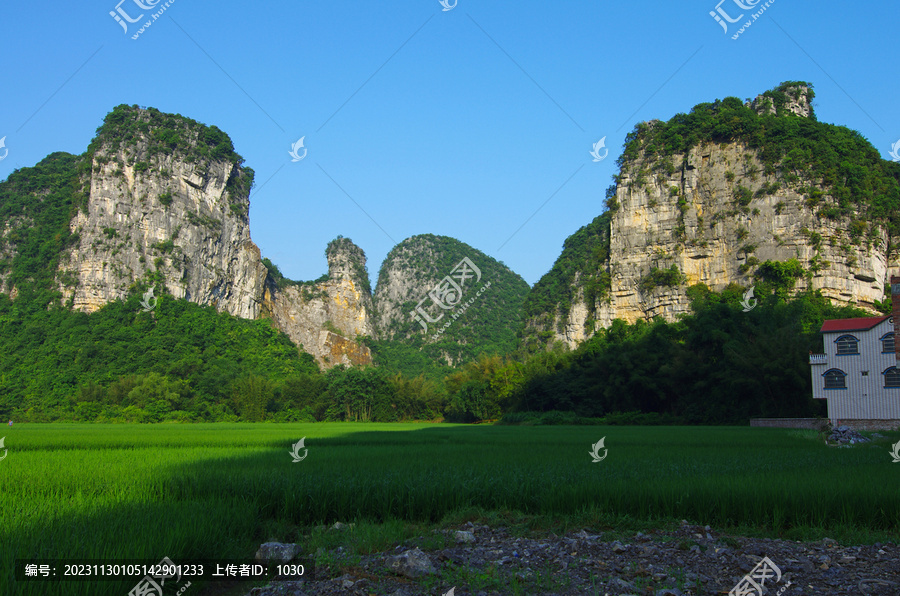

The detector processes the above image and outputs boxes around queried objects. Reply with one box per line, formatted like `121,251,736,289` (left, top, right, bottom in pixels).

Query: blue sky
1,1,897,287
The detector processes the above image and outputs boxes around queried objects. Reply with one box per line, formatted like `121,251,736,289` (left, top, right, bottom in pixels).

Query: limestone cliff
599,140,887,324
61,109,266,318
526,82,898,348
261,238,374,368
40,105,371,368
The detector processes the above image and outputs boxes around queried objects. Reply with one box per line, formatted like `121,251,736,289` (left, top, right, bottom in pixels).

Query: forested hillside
520,213,611,351
370,234,530,379
461,285,870,425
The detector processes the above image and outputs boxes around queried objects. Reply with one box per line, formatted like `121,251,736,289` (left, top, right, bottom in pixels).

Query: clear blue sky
1,1,897,287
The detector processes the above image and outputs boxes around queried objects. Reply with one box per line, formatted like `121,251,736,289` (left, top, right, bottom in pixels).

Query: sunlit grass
2,423,898,595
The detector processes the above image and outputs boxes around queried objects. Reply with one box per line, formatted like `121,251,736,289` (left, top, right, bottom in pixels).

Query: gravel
246,520,899,595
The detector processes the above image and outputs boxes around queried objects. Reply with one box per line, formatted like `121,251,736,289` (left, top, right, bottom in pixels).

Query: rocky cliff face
596,141,887,325
262,238,374,368
746,84,813,118
374,235,456,341
531,83,896,348
49,105,371,368
61,131,267,318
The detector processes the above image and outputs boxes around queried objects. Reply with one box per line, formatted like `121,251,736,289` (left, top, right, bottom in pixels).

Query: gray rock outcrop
61,138,267,319
386,547,436,578
262,239,374,367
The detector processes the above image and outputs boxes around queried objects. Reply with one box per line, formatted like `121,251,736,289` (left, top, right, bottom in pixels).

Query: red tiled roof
820,316,891,333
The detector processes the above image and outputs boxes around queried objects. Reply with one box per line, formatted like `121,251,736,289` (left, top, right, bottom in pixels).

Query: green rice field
2,423,899,595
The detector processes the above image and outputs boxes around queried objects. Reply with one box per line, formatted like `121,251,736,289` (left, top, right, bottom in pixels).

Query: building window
884,367,900,388
882,332,895,354
823,368,847,389
835,335,859,355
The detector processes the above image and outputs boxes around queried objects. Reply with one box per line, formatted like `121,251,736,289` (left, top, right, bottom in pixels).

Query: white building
810,314,900,427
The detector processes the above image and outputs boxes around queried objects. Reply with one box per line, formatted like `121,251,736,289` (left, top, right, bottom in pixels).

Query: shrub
640,265,685,293
734,186,752,206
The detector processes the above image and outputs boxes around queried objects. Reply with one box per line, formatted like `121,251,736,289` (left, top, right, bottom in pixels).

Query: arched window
835,335,859,355
823,368,847,389
882,332,895,354
884,367,900,388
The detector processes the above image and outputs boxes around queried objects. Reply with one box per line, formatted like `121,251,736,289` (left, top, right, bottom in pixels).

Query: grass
2,423,899,595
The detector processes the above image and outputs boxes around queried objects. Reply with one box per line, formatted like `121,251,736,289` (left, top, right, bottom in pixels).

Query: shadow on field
5,424,900,596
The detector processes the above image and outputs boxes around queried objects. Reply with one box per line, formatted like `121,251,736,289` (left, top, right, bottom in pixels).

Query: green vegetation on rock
618,82,900,234
0,152,86,310
520,213,611,347
3,94,896,430
0,289,320,421
88,104,254,217
371,234,530,377
486,287,869,424
639,264,685,293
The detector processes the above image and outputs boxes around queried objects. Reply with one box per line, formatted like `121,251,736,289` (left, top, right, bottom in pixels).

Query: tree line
0,279,867,425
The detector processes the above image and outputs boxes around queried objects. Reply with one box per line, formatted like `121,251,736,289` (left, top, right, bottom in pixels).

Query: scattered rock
608,577,636,591
331,521,355,530
454,530,476,544
387,547,436,578
254,542,300,563
828,427,870,445
245,522,899,595
248,580,307,596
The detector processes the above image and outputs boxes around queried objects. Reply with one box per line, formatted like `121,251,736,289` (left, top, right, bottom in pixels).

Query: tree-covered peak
370,233,530,377
615,80,900,232
87,104,246,168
